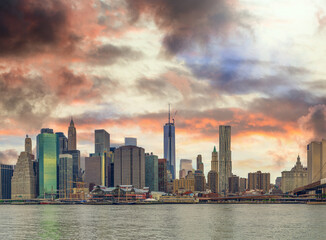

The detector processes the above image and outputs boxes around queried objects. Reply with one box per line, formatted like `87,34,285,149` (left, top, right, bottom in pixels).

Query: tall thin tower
68,118,77,151
218,125,232,194
164,105,176,179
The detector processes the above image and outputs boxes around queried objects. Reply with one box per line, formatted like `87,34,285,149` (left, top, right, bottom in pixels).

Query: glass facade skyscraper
58,154,73,199
145,153,158,191
0,164,14,199
95,129,110,156
164,120,175,179
37,129,58,198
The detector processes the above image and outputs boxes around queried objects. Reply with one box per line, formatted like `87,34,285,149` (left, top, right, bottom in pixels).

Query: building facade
307,140,326,184
0,164,14,199
196,154,204,173
56,132,68,154
125,137,137,146
228,175,239,194
194,170,206,192
114,146,145,189
37,128,58,198
58,154,73,199
219,126,232,193
164,107,176,179
11,151,37,200
173,178,195,193
211,146,218,173
281,156,308,193
248,171,270,193
145,153,158,191
84,156,102,191
95,129,110,156
239,178,247,192
68,118,77,151
158,158,167,192
208,170,218,193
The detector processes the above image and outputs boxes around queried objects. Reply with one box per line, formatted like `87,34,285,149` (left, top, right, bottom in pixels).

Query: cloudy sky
1,0,326,181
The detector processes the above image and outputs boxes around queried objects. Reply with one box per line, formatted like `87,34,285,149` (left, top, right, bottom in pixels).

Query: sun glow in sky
1,0,326,181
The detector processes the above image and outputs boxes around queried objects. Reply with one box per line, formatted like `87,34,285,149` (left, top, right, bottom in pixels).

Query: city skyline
1,0,326,182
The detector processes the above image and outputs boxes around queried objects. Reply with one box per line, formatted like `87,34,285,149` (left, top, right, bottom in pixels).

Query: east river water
0,204,325,239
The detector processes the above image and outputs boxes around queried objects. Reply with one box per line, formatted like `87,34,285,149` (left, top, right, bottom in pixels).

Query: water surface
0,204,325,239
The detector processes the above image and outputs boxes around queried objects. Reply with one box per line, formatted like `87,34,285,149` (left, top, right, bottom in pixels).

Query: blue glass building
0,164,14,199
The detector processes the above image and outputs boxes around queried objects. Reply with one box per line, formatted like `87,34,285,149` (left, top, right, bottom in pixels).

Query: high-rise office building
281,155,308,193
37,128,58,198
211,146,218,173
0,164,14,199
56,132,68,154
307,140,326,183
228,175,239,194
218,125,232,193
196,154,204,173
125,137,137,146
194,170,205,192
25,135,32,155
95,129,110,156
248,171,270,193
68,118,77,151
114,146,145,189
58,154,74,199
179,159,192,179
84,155,102,190
239,178,247,192
158,158,167,192
64,150,80,188
11,146,37,200
145,153,158,191
164,106,176,179
208,170,218,193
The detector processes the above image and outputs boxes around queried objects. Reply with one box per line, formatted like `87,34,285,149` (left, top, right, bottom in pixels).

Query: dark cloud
0,0,79,56
0,149,18,165
127,0,244,54
88,44,142,65
299,105,326,141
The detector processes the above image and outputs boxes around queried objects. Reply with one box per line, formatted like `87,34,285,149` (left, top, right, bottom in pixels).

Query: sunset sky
1,0,326,181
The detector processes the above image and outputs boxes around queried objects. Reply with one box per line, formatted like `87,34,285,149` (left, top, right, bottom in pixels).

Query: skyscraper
248,171,270,193
164,106,176,179
228,175,239,194
145,153,158,191
95,129,110,156
11,136,37,199
68,118,77,151
0,164,14,199
208,170,218,193
211,146,218,173
194,170,206,192
58,154,74,199
56,132,68,154
218,125,232,193
196,154,204,173
307,139,326,184
179,159,192,179
158,158,167,192
37,128,58,198
114,145,145,189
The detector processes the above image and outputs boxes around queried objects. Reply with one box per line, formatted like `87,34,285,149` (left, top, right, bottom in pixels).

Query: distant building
58,154,74,199
0,164,14,199
158,158,167,192
164,106,176,179
95,129,110,156
239,178,247,192
11,147,37,199
125,137,137,146
275,177,282,188
228,175,239,194
219,126,232,193
248,171,270,193
281,156,308,193
145,153,158,191
84,156,101,191
307,140,326,183
179,159,192,179
68,118,77,151
196,154,204,173
173,178,195,194
211,146,218,173
207,170,218,193
194,170,205,192
56,132,68,154
114,146,145,189
37,128,58,198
